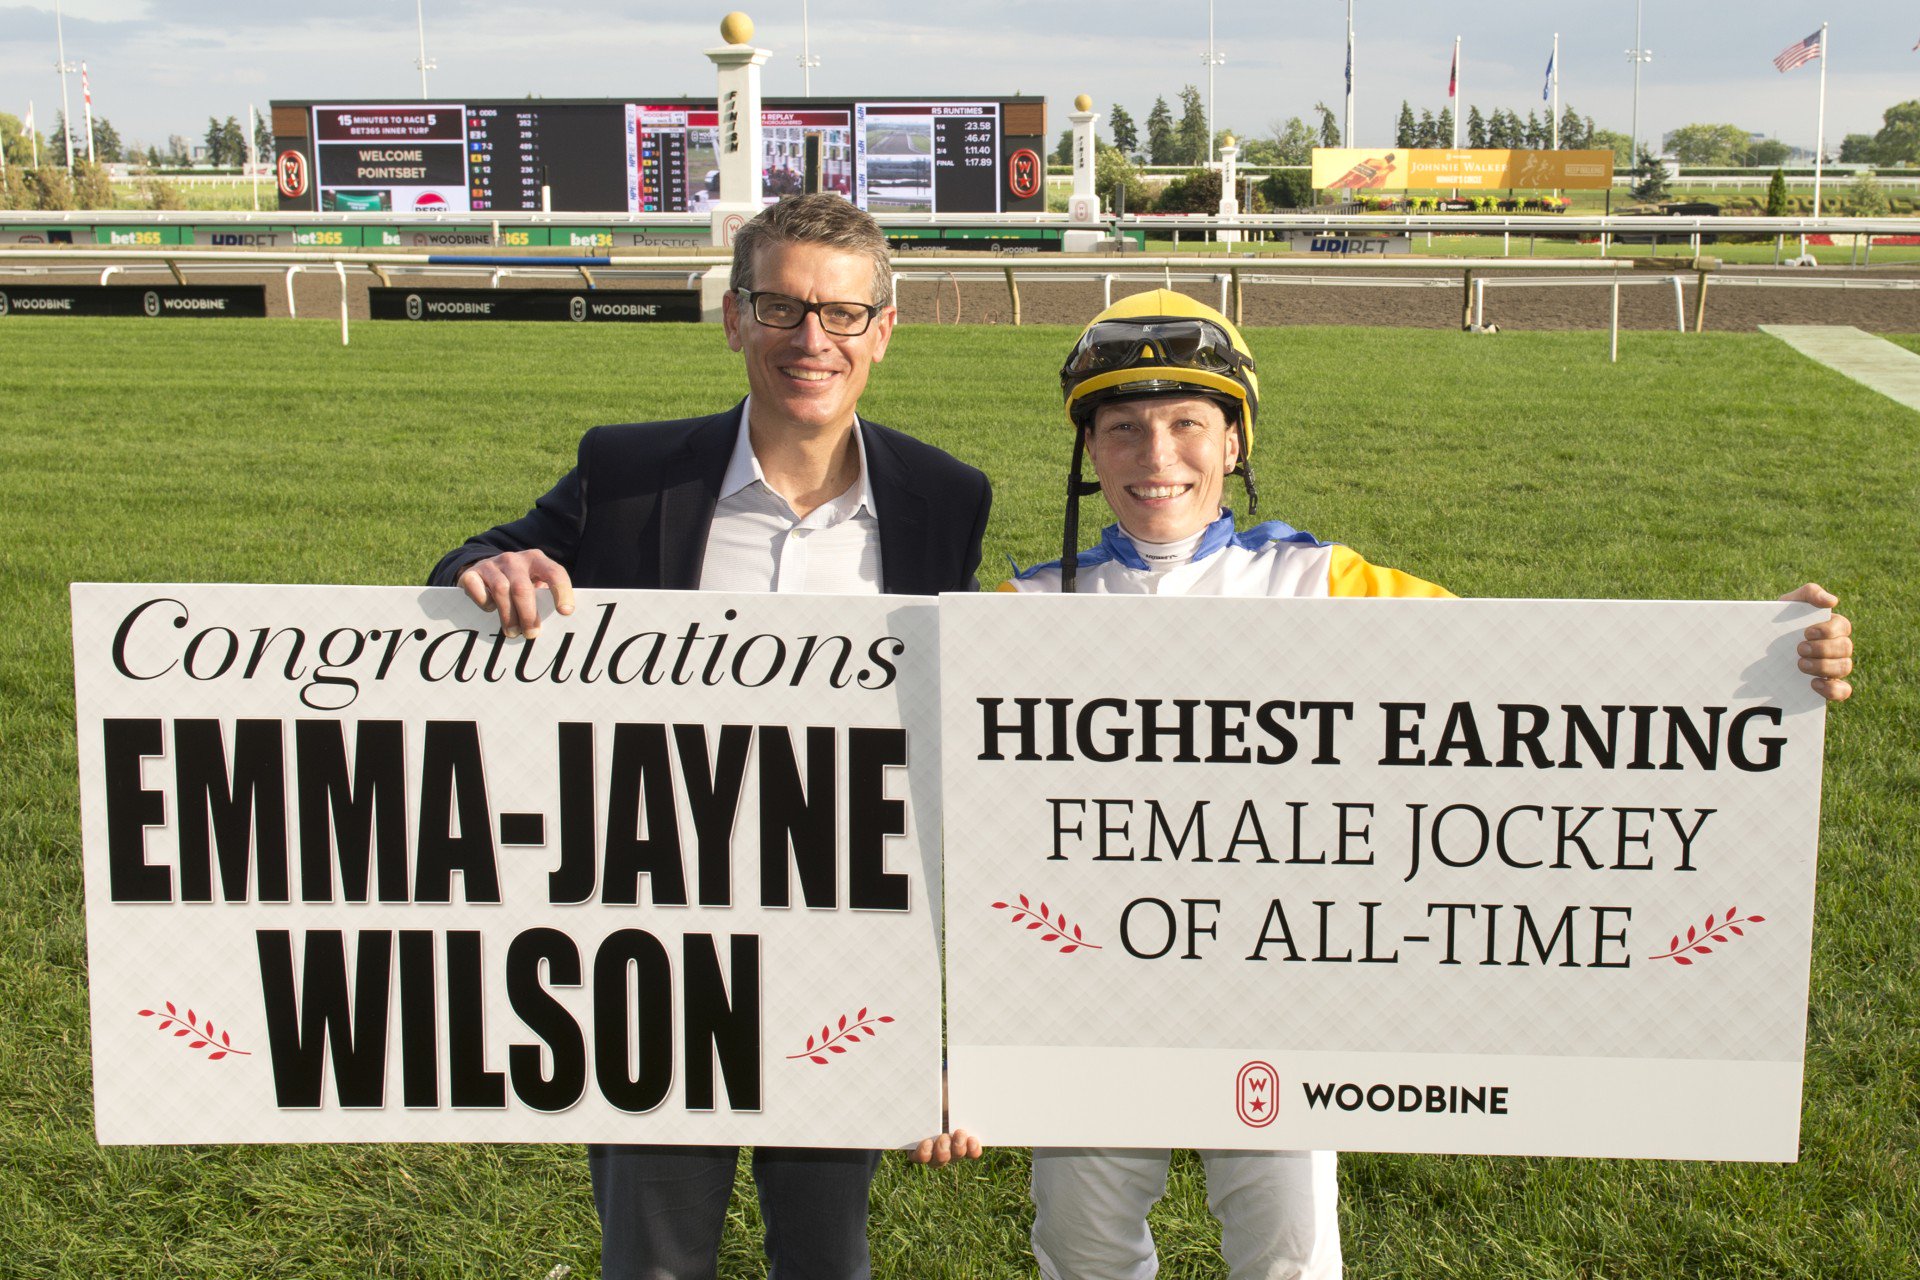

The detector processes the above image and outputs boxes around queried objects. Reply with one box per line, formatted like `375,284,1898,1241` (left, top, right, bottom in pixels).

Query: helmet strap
1064,430,1101,593
1237,424,1259,518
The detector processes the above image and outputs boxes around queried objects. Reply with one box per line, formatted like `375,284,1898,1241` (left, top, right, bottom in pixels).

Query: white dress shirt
697,399,885,594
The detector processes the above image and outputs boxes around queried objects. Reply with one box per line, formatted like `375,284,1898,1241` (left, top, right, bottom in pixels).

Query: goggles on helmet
1060,317,1256,393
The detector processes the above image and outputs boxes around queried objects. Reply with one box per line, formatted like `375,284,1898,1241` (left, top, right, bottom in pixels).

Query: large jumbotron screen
269,97,1048,216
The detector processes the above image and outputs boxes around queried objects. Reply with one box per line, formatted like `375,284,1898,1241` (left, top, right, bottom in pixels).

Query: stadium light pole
414,0,437,99
1626,0,1652,163
1202,0,1226,164
53,0,76,172
798,0,820,96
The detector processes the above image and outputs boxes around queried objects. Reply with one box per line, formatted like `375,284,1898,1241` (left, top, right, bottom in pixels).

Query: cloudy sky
0,0,1912,153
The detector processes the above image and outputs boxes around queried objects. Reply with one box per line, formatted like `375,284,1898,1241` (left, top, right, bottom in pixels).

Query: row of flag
1425,29,1837,104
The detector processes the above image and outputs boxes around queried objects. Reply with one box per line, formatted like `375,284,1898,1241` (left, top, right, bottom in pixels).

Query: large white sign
73,584,944,1147
942,596,1827,1161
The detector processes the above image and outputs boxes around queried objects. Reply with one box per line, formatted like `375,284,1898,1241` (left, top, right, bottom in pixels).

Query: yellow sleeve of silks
996,579,1021,593
1327,544,1455,598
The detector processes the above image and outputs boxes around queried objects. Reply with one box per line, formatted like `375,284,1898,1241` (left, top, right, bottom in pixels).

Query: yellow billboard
1310,148,1614,190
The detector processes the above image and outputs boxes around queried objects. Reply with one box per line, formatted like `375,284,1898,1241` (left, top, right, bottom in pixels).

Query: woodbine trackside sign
71,585,943,1146
942,596,1827,1162
73,587,1829,1160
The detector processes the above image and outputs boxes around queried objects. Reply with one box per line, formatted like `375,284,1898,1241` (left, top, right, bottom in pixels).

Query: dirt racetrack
212,258,1920,333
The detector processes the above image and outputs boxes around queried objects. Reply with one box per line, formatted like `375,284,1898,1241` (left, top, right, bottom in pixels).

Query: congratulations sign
72,584,943,1146
942,596,1826,1161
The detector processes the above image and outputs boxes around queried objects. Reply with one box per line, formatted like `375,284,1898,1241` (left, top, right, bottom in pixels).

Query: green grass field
2,318,1916,1278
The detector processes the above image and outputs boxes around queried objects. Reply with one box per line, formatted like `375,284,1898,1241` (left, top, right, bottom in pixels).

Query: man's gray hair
729,193,894,306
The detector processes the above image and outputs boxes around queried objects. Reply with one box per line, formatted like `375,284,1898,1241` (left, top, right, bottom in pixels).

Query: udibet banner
1310,147,1615,190
942,596,1826,1161
72,584,943,1146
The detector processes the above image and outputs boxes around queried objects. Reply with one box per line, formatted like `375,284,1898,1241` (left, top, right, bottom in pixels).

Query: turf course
2,317,1915,1278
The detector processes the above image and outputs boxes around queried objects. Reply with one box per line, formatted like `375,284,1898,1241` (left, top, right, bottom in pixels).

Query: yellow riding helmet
1060,289,1259,453
1055,291,1262,592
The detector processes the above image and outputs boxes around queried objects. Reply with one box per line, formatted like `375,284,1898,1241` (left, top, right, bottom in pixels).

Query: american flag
1773,30,1822,73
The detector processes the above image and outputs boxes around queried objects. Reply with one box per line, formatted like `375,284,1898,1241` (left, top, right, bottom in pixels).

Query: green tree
254,113,273,162
1094,140,1148,214
1437,107,1455,146
1847,171,1890,216
1260,168,1314,209
1312,102,1340,148
71,159,112,208
1155,166,1221,213
1838,133,1876,163
1664,122,1749,166
90,115,123,163
1236,135,1278,165
165,134,191,165
1466,105,1487,148
27,164,74,209
1146,96,1175,164
1108,105,1138,156
1174,85,1208,165
1523,110,1543,149
1271,117,1314,165
1765,169,1789,217
1055,128,1074,165
1590,128,1632,167
204,116,227,165
1557,107,1586,149
1395,101,1416,148
1870,100,1920,166
1743,138,1790,167
0,164,27,210
0,111,34,169
1416,108,1438,148
1629,146,1669,202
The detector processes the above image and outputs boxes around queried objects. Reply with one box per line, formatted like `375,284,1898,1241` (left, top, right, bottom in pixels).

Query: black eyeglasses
1061,318,1255,381
736,289,883,337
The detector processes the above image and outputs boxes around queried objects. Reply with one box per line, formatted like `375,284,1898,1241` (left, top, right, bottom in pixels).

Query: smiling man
429,193,991,1280
1003,290,1854,1280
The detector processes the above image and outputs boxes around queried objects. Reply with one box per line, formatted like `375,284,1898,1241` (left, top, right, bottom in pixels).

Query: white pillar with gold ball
706,11,771,248
1216,132,1240,245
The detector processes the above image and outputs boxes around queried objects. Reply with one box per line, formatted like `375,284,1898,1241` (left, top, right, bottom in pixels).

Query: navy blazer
430,403,992,596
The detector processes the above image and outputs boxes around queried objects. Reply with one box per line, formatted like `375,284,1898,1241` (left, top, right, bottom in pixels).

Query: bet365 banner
941,596,1827,1161
71,584,944,1146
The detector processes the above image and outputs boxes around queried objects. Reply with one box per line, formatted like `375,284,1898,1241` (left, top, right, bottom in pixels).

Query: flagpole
28,101,38,167
1551,34,1560,148
1452,36,1462,146
54,0,74,171
1812,23,1828,216
1344,0,1354,146
248,103,261,211
82,60,93,164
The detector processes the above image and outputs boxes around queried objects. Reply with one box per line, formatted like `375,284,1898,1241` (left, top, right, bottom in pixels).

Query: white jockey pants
1030,1148,1341,1280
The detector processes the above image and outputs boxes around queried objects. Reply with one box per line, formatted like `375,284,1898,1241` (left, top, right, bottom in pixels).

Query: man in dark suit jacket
430,194,988,1279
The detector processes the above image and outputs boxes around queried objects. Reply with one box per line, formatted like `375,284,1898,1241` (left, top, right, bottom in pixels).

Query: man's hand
1780,582,1853,702
457,550,575,639
911,1128,982,1167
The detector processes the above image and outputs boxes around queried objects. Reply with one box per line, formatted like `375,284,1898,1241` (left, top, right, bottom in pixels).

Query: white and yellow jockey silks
1005,512,1453,599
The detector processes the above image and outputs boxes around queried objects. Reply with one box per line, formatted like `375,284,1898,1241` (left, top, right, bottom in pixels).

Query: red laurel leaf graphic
187,1009,195,1024
992,901,1008,909
810,1055,828,1065
1040,902,1049,918
830,1045,846,1054
879,1015,895,1023
1061,944,1079,953
138,1009,154,1018
845,1034,860,1043
858,1007,867,1021
1041,933,1059,941
991,893,1104,951
206,1021,215,1039
174,1029,190,1037
157,1020,174,1030
1011,912,1027,922
1026,921,1043,930
838,1014,847,1031
1652,909,1767,964
1019,894,1030,908
165,1002,176,1015
786,1007,892,1063
1074,924,1083,940
208,1052,227,1061
189,1040,207,1049
806,1035,815,1051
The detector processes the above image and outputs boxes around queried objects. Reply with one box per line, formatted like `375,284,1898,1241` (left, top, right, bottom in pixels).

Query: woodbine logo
1303,1080,1512,1115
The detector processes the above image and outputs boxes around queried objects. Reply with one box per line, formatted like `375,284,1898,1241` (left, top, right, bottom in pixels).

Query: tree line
0,111,271,172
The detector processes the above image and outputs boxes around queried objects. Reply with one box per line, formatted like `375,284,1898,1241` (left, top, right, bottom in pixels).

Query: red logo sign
275,150,308,199
1236,1060,1279,1127
1008,149,1042,200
